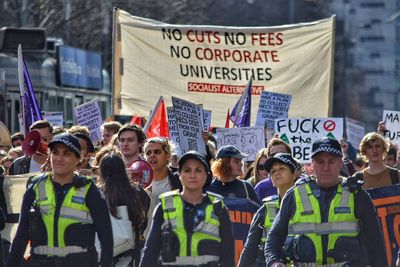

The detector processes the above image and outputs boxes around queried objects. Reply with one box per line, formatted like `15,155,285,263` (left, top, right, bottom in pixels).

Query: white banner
113,10,335,127
74,99,103,142
216,126,265,161
255,91,291,129
345,117,365,150
275,118,343,163
383,110,400,148
172,97,206,155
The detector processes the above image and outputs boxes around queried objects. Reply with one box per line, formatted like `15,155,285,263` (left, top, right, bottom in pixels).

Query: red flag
143,96,169,138
131,115,143,127
225,109,230,128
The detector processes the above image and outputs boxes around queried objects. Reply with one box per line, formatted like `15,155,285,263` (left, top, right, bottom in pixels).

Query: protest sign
202,109,212,132
1,173,33,242
113,10,335,126
275,118,343,162
367,184,400,266
74,99,103,142
255,91,291,129
166,107,182,157
43,111,64,127
383,110,400,148
172,97,206,155
345,117,364,150
223,198,260,266
216,126,265,161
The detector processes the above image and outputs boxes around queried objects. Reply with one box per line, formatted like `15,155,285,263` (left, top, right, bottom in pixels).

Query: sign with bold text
275,117,343,162
113,10,335,126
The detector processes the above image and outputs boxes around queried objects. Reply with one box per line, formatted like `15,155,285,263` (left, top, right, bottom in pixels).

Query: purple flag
230,78,252,127
18,45,43,134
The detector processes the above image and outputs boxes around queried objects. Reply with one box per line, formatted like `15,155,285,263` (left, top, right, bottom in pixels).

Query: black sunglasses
257,164,267,171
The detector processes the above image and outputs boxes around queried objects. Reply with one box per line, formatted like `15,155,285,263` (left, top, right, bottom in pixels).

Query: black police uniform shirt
264,179,388,266
139,195,235,267
206,178,261,205
6,176,113,267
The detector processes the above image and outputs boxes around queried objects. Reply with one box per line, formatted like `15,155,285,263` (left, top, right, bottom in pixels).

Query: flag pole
143,96,163,132
17,44,26,134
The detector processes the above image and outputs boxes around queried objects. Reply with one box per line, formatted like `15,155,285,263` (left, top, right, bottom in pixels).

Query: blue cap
49,133,81,158
216,145,248,159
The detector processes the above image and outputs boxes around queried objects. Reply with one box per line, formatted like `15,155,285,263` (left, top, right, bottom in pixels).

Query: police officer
7,133,113,267
140,151,235,267
238,153,299,267
265,137,388,266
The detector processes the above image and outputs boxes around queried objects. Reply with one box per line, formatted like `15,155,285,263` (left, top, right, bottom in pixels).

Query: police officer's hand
271,262,285,267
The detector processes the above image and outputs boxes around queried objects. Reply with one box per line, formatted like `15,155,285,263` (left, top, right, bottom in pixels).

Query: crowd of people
0,118,398,267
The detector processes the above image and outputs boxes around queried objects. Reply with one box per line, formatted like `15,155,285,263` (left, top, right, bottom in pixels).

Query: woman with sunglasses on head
140,151,235,267
238,153,299,267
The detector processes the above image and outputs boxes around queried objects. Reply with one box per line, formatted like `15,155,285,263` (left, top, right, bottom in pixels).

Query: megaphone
22,130,48,156
129,160,153,188
0,121,11,149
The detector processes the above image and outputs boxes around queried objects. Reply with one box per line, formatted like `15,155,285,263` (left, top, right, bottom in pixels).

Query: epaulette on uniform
28,172,50,189
262,195,279,203
206,191,224,200
159,189,180,200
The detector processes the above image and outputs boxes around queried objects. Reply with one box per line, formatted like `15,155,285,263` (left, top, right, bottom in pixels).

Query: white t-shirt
29,157,42,173
151,175,172,198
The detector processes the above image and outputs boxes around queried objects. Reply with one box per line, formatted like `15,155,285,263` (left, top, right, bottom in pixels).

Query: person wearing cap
140,151,235,267
265,137,387,267
239,153,299,267
7,133,113,267
207,145,261,204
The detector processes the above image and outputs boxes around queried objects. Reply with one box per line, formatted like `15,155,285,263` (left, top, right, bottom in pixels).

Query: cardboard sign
367,184,400,266
202,109,212,132
74,99,103,142
43,111,64,127
345,117,365,150
275,118,343,163
255,91,291,129
216,126,265,161
113,10,335,126
224,198,260,266
166,107,182,157
383,110,400,148
172,97,206,155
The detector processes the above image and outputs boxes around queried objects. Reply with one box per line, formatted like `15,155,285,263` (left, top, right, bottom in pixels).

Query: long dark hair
97,153,145,233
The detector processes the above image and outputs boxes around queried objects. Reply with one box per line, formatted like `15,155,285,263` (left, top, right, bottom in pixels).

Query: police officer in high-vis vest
7,134,113,267
265,137,388,267
139,151,235,267
238,153,299,267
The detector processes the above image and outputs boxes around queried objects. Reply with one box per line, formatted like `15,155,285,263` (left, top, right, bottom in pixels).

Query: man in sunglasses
9,120,53,175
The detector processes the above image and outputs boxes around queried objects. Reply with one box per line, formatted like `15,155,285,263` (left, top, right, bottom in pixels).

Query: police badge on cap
311,137,342,158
